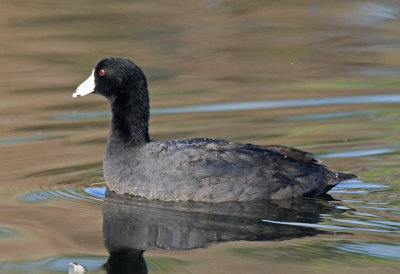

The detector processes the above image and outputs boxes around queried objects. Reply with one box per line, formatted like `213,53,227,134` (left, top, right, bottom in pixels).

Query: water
1,0,400,273
151,94,400,114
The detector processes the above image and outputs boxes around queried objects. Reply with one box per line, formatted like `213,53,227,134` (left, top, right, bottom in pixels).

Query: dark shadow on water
102,190,343,273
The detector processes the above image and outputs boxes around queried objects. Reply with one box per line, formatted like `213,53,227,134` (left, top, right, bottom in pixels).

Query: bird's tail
335,172,357,181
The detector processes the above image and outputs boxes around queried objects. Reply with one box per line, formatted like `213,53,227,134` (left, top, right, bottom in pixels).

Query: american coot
73,57,355,202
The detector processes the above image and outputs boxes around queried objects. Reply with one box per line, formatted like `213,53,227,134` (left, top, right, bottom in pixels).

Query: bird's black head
73,57,148,103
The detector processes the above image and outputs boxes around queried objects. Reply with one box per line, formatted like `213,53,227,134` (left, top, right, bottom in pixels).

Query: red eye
99,69,105,76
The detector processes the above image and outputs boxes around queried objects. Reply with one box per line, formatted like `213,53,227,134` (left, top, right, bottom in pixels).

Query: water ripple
51,94,400,119
282,111,370,121
330,218,399,230
318,148,396,158
0,135,61,146
330,180,390,195
50,112,110,120
16,186,106,204
0,228,17,238
334,242,400,259
260,220,394,234
151,94,400,114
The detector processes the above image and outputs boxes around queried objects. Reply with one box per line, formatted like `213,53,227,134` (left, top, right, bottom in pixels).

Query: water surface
1,0,400,273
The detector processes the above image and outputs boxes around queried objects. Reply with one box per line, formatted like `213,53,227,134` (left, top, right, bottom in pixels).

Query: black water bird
73,57,355,202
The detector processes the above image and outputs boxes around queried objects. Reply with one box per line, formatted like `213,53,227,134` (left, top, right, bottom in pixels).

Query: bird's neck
108,94,150,148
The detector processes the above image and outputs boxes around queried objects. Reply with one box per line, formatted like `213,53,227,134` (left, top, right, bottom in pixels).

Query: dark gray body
104,137,347,202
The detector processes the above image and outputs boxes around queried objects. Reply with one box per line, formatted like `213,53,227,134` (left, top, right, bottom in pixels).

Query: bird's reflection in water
102,190,342,273
103,248,147,274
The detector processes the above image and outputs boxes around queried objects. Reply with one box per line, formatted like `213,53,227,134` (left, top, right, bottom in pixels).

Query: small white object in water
69,262,87,274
